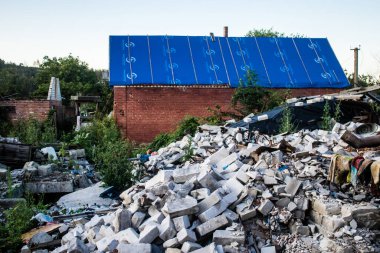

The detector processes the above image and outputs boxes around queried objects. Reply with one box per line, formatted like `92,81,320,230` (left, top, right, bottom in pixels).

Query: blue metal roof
109,35,349,88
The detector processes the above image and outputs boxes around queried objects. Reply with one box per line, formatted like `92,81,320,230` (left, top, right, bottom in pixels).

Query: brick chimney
224,26,228,37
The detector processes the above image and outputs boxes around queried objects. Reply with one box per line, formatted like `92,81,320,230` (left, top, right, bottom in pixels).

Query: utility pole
351,47,360,87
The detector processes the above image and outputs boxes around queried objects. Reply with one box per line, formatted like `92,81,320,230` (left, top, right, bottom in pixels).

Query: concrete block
181,242,202,253
159,216,177,241
114,228,139,243
165,249,181,253
198,192,237,222
258,200,274,216
173,165,200,183
197,190,223,214
222,209,239,223
37,164,53,177
224,177,244,196
207,147,229,165
236,203,256,221
197,171,220,192
273,185,286,194
263,175,278,185
139,212,164,231
163,237,180,248
177,228,197,244
30,232,53,245
276,198,290,208
285,178,301,197
132,212,146,229
25,181,74,193
290,222,310,236
321,215,346,232
67,238,89,253
145,170,173,189
190,243,217,253
216,153,238,171
21,245,31,253
139,223,159,243
196,214,229,237
113,208,131,232
173,215,190,231
261,246,276,253
84,215,104,230
235,170,250,184
287,202,297,212
213,230,245,245
162,196,198,218
96,237,118,252
117,243,151,253
191,188,210,200
312,198,341,215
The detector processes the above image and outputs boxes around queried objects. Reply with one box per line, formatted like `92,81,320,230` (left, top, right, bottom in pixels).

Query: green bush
94,140,135,190
8,117,56,146
70,117,121,162
279,106,296,133
321,101,332,130
68,117,136,190
0,194,47,251
148,116,200,151
231,70,288,117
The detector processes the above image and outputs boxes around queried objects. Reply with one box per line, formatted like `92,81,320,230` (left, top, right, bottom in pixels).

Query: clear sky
1,0,379,77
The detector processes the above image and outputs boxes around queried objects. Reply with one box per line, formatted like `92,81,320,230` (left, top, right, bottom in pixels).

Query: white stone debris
27,121,380,252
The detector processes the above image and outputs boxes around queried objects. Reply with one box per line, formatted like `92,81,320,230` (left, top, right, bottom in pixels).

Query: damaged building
110,31,350,142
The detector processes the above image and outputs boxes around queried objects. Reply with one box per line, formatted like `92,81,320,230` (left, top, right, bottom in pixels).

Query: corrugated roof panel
109,35,350,88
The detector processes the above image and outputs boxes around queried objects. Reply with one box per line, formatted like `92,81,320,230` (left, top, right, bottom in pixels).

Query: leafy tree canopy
246,28,306,38
0,59,38,99
346,72,379,87
33,55,102,102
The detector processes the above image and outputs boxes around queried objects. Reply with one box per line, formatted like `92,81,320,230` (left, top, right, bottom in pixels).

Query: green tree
33,55,112,109
231,70,288,116
346,72,379,87
0,59,38,99
246,28,306,38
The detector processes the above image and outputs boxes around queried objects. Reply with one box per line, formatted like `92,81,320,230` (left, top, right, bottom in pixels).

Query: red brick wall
114,86,344,143
0,100,52,122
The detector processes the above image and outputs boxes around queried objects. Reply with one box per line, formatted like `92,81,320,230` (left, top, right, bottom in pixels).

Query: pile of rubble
0,147,100,199
22,121,380,253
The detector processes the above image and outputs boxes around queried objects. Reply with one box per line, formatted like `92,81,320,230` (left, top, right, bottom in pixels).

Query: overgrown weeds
67,117,136,190
0,194,47,251
7,116,56,146
231,70,288,117
148,116,200,151
279,106,296,133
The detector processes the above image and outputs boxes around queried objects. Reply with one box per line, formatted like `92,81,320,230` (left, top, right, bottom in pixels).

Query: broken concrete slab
162,196,198,218
56,182,113,211
195,214,229,237
285,177,301,197
117,243,151,253
173,215,190,232
25,180,73,193
139,224,159,243
212,230,245,245
177,228,197,244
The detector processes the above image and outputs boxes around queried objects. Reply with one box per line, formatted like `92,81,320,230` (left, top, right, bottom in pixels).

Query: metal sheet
109,35,350,88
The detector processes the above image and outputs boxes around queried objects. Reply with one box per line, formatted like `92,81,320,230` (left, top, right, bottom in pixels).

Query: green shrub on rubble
148,116,200,151
0,194,47,251
69,117,136,190
8,117,56,146
94,140,135,190
279,106,296,133
231,70,289,117
321,101,332,130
